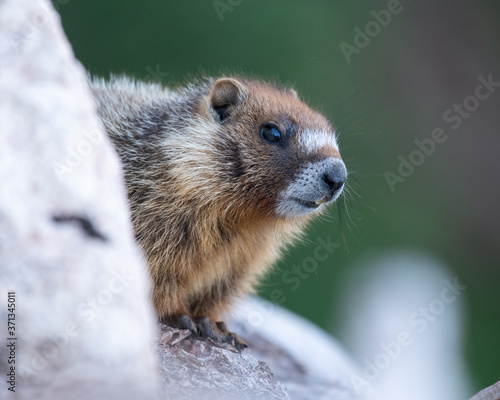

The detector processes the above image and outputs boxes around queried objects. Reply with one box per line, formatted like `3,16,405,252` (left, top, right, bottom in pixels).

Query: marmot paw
162,314,247,352
194,316,248,352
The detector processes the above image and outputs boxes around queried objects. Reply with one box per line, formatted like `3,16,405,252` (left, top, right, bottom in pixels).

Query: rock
469,380,500,400
156,324,288,399
155,297,384,400
229,298,384,400
335,252,472,400
0,0,159,399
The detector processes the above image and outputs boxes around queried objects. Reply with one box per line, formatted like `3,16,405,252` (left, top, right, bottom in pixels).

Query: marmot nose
321,162,347,196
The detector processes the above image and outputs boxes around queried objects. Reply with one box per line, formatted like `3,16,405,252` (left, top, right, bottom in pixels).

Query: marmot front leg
161,313,197,333
191,287,247,351
154,273,247,350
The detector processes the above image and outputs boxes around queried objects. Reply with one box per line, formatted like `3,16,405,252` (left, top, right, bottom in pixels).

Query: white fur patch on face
276,158,346,218
298,129,339,154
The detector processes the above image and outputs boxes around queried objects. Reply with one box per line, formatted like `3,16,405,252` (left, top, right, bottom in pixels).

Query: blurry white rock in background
334,250,473,400
228,297,387,400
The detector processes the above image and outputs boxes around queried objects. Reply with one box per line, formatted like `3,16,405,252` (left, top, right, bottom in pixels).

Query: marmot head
173,77,346,221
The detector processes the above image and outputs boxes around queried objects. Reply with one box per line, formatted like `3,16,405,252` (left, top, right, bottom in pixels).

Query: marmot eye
260,124,282,144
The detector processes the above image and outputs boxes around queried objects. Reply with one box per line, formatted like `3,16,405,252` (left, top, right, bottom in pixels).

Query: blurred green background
55,0,499,392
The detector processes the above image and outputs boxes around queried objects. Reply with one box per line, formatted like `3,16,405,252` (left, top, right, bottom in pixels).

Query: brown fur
90,75,342,323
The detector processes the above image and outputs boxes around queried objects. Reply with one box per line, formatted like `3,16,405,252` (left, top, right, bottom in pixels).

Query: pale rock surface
469,380,500,400
229,298,385,400
155,297,385,400
156,324,289,400
0,0,159,399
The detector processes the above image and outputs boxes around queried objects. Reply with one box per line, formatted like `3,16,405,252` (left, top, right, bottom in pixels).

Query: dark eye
260,124,282,144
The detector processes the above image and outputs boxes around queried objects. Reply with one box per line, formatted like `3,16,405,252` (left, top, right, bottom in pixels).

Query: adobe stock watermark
339,0,409,64
145,64,170,81
51,0,75,10
9,3,50,50
51,128,104,180
385,74,499,192
17,268,135,385
238,299,277,338
269,235,340,306
239,235,340,335
213,0,243,22
350,277,467,394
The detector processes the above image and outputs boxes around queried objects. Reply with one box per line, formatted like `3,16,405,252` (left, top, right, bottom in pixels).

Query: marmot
90,75,347,350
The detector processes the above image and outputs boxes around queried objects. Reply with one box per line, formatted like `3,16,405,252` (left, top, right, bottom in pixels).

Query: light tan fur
90,75,343,329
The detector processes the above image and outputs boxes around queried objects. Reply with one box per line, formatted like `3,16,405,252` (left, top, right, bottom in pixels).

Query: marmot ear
210,78,245,123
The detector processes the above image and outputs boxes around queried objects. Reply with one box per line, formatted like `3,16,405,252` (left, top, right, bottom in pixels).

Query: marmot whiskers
91,75,347,350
